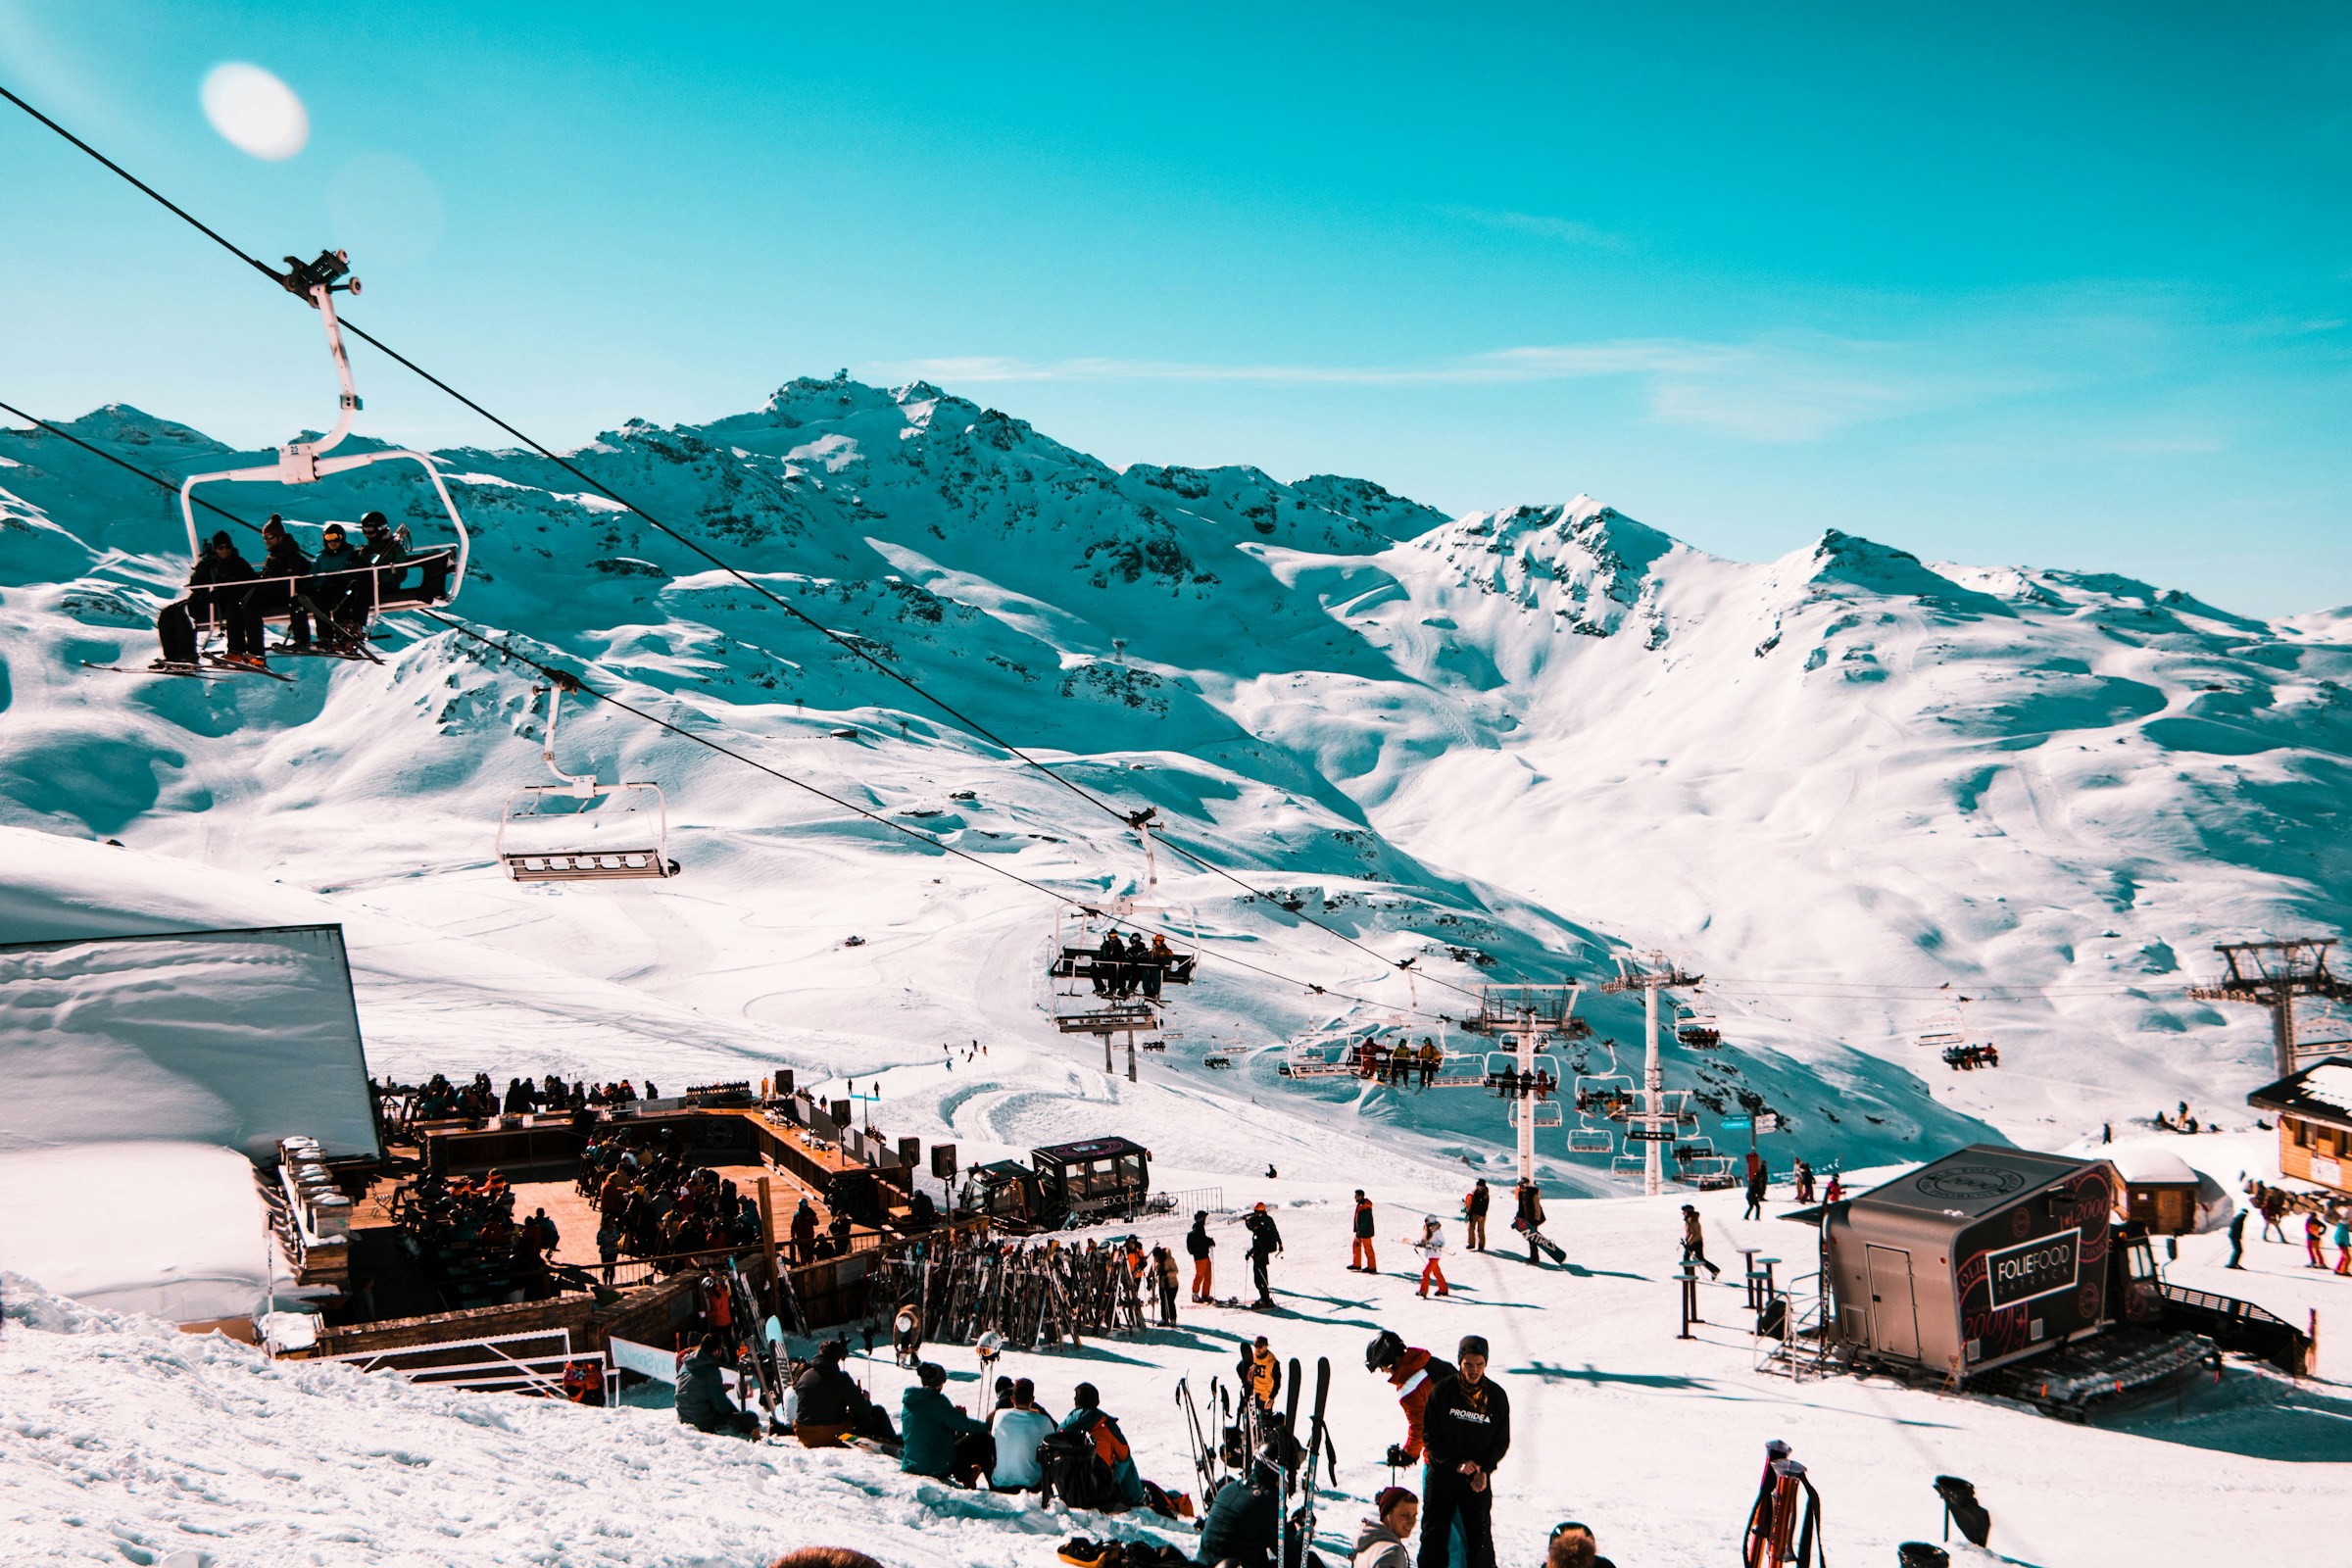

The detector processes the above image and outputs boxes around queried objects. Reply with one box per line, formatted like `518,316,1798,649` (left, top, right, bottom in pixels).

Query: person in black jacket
237,514,313,652
154,531,255,665
1199,1455,1283,1567
1186,1209,1216,1302
1420,1334,1510,1568
675,1331,760,1439
1244,1203,1284,1308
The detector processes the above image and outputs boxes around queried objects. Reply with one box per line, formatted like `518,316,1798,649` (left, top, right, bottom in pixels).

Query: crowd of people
578,1125,770,1271
154,511,449,669
391,1166,567,1305
391,1070,661,1127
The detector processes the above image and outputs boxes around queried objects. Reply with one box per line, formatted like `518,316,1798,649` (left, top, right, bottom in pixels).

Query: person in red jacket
1366,1329,1454,1467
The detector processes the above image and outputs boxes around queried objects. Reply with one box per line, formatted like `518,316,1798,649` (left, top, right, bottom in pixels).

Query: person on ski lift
154,530,256,667
233,514,312,657
1094,931,1128,998
1390,1041,1414,1086
1418,1039,1442,1090
303,522,374,651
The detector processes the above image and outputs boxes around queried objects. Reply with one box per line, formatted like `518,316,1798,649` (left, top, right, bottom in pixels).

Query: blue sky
3,2,2347,612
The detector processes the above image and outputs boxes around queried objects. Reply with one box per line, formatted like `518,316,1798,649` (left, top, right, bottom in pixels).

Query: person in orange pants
1187,1209,1216,1301
1414,1216,1450,1298
1351,1190,1380,1273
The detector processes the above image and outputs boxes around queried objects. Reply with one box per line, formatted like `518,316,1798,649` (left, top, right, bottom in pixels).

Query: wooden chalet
2247,1054,2352,1199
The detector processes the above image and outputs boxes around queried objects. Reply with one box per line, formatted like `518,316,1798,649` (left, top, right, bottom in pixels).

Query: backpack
1039,1426,1119,1511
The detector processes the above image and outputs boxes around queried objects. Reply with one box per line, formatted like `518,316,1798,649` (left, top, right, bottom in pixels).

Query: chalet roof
2246,1056,2352,1130
1848,1144,2103,1222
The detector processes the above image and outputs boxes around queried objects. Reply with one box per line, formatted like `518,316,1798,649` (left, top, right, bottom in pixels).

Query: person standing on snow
1464,1178,1490,1251
1351,1190,1380,1272
1245,1201,1284,1307
1414,1217,1450,1298
1512,1181,1546,1265
1151,1242,1181,1325
2305,1211,2328,1269
1187,1209,1217,1302
1681,1203,1722,1279
1419,1335,1511,1568
1242,1335,1282,1409
1742,1152,1768,1221
1366,1330,1455,1471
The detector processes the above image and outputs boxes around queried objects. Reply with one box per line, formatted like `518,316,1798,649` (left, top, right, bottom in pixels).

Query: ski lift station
1819,1145,2117,1383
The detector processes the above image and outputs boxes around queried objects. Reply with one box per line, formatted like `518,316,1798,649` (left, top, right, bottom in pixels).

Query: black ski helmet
1365,1328,1405,1373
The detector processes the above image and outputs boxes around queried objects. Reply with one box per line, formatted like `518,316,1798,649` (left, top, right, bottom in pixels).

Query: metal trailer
1822,1144,2118,1384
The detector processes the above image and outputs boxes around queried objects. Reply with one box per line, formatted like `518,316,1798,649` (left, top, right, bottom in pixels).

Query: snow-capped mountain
3,374,2345,1181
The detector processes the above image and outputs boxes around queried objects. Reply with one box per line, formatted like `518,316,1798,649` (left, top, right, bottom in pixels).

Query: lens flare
200,62,309,161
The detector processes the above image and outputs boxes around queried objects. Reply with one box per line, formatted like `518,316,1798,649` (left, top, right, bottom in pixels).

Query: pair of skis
1282,1355,1336,1568
84,658,293,683
1176,1375,1226,1500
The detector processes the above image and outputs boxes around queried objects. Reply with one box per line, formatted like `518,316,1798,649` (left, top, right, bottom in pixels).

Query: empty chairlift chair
498,684,681,882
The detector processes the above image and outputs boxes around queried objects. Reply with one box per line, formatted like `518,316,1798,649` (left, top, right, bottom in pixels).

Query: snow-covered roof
2247,1055,2352,1128
2106,1146,2198,1186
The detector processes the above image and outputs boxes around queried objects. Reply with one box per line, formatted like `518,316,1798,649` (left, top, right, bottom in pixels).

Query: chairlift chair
1045,809,1200,999
1565,1125,1617,1155
1675,1004,1723,1049
1610,1151,1649,1178
1915,1007,1967,1052
1574,1072,1636,1117
497,684,680,882
1509,1098,1565,1128
176,251,470,650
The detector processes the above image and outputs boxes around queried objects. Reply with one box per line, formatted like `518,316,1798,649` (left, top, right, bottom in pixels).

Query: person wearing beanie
1419,1335,1510,1568
153,526,256,667
1355,1486,1421,1568
900,1360,989,1482
1059,1382,1145,1507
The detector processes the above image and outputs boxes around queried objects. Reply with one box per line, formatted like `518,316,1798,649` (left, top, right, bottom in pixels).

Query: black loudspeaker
932,1144,958,1180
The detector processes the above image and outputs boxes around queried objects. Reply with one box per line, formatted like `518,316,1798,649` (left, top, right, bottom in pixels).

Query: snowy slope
3,379,2346,1182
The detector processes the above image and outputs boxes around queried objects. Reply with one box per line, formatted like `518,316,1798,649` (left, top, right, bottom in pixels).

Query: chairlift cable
0,80,1479,1003
0,390,1439,1018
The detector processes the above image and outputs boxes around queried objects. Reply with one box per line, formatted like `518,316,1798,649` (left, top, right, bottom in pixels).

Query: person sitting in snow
676,1331,760,1439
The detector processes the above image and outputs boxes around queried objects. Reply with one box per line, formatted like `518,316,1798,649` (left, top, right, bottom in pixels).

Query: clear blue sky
4,2,2347,612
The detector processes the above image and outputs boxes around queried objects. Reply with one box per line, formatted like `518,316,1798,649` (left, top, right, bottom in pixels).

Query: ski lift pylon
497,682,680,882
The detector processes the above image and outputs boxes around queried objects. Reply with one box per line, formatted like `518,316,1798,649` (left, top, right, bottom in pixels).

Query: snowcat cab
1030,1137,1152,1226
176,251,469,655
497,681,681,882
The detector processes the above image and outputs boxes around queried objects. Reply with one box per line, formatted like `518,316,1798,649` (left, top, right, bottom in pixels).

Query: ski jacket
1246,1347,1282,1405
1200,1470,1282,1567
1684,1211,1706,1248
674,1349,741,1432
792,1361,869,1427
1245,1210,1284,1259
1516,1187,1544,1228
1387,1347,1452,1461
185,548,257,614
1152,1249,1181,1290
1059,1406,1146,1504
899,1386,986,1477
1353,1199,1377,1239
1417,1224,1446,1258
1423,1371,1511,1474
308,541,372,587
1353,1518,1412,1568
988,1404,1057,1489
1466,1183,1490,1217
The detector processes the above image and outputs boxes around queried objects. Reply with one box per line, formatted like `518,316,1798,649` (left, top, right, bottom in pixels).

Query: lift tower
2189,940,2352,1076
1602,956,1702,1197
1461,984,1583,1185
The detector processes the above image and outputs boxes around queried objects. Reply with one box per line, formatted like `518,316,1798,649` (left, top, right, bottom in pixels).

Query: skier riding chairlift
142,250,470,677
